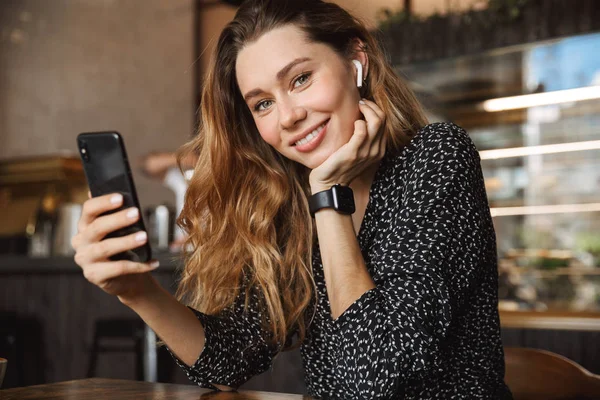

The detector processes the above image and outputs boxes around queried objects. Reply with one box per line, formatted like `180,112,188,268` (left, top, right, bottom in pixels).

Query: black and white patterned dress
169,122,513,399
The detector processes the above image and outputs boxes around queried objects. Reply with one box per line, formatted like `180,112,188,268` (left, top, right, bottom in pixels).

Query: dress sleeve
166,288,279,389
331,123,494,398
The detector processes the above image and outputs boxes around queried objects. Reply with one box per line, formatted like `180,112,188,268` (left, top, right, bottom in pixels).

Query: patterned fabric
168,122,513,399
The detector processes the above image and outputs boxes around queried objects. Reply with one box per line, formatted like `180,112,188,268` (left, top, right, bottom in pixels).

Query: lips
292,119,329,153
289,119,330,147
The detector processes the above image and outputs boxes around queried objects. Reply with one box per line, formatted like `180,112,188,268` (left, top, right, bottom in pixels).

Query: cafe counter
0,253,306,393
1,254,598,391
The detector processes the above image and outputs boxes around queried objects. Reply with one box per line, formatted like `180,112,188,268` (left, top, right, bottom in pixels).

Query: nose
278,98,307,130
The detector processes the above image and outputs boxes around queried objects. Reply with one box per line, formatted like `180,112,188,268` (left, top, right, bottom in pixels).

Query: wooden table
0,378,314,399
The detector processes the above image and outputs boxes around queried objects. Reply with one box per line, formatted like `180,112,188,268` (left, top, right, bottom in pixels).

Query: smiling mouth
293,120,329,147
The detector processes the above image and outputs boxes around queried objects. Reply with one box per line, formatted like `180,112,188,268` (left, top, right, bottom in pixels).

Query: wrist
118,274,161,309
309,176,348,194
309,184,355,217
310,183,331,194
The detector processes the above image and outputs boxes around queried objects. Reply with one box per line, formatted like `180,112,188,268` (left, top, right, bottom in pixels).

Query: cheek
255,118,280,147
326,85,361,131
311,77,347,109
313,76,360,120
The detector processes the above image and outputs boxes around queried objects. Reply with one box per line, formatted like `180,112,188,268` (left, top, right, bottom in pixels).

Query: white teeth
299,132,315,145
295,123,326,147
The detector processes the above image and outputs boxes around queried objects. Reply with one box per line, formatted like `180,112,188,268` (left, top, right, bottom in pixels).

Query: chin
289,140,342,170
304,152,332,170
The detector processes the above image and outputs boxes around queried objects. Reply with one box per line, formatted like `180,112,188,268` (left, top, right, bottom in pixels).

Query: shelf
0,252,182,274
500,309,600,331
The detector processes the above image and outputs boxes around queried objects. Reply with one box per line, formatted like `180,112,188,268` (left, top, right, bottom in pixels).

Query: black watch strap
309,190,335,217
308,184,355,217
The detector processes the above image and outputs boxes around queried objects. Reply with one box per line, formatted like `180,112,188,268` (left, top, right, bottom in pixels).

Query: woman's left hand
309,99,386,193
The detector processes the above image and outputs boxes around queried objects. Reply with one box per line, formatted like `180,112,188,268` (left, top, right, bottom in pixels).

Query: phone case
76,131,152,263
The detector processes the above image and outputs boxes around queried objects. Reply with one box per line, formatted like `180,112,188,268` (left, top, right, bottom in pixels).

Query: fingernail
110,194,123,204
359,100,365,104
127,208,139,219
135,231,147,242
150,260,160,269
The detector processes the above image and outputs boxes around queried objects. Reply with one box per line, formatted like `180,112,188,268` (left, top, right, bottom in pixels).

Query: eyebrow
243,57,312,102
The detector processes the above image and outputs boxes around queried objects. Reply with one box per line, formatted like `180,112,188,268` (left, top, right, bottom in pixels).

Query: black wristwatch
308,184,355,217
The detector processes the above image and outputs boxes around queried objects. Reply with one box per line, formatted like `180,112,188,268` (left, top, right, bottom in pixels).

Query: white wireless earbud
352,59,363,88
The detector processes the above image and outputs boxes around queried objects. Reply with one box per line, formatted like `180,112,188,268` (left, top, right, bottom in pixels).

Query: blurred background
0,0,599,395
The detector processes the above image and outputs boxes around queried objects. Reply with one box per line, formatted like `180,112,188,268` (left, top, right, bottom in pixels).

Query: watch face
331,185,356,214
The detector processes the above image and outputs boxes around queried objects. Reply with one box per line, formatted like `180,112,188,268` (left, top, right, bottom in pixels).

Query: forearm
123,275,272,390
314,209,375,320
120,276,205,367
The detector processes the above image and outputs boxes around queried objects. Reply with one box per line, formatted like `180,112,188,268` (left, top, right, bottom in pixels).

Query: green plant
376,8,419,30
575,233,600,267
488,0,529,19
575,233,600,256
516,226,556,250
377,0,530,30
526,257,569,270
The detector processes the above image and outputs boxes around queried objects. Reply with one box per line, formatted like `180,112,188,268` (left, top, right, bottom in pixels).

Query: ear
350,39,369,85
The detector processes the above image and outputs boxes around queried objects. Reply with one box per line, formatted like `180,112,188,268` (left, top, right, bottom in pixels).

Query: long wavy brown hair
175,0,428,351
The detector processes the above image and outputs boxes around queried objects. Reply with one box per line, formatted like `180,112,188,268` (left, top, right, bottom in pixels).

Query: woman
72,0,512,398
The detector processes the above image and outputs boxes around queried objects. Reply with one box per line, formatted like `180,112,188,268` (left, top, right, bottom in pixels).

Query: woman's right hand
72,193,160,303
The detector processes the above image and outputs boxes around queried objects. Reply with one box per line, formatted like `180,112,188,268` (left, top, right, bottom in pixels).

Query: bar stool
87,318,156,381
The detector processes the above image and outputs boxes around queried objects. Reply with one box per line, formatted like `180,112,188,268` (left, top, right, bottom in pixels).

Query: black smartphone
76,131,152,263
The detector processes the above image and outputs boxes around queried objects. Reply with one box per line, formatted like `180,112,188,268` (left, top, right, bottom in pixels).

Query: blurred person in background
139,151,198,250
72,0,512,398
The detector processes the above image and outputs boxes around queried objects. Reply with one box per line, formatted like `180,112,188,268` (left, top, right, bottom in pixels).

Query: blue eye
254,99,273,112
293,72,311,88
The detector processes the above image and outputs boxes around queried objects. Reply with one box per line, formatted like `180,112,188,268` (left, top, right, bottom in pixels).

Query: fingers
73,206,142,252
358,99,385,139
358,99,386,158
78,193,124,232
85,207,142,243
73,196,142,253
359,98,385,120
344,99,386,157
75,229,148,265
308,98,387,188
350,119,368,148
82,259,160,285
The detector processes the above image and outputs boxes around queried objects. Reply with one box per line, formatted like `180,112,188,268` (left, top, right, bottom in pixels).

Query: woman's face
235,24,362,169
